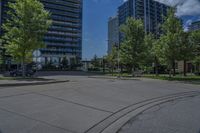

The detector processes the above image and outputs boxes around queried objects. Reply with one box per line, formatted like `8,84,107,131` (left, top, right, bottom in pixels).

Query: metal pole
117,42,120,78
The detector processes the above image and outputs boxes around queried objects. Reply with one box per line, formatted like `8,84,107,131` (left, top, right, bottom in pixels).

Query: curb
88,76,141,80
0,80,69,87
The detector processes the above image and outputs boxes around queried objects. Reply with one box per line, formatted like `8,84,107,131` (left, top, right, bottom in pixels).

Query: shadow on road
15,78,53,82
36,71,103,77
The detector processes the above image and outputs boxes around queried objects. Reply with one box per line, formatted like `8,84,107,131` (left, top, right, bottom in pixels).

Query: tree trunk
155,57,159,76
2,49,6,72
102,60,105,73
173,61,176,76
21,58,26,78
183,60,187,76
132,65,135,77
197,63,200,73
169,68,172,78
111,66,114,76
121,65,123,73
168,64,172,78
155,64,159,76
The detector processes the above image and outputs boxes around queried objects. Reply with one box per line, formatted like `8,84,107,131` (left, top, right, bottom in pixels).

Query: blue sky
82,0,124,60
82,0,200,60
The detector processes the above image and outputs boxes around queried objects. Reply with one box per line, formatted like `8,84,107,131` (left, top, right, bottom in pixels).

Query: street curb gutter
0,80,69,87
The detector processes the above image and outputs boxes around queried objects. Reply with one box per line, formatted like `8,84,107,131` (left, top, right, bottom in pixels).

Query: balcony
41,0,81,9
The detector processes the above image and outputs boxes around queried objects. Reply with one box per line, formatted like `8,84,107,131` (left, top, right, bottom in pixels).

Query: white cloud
155,0,200,17
183,19,193,31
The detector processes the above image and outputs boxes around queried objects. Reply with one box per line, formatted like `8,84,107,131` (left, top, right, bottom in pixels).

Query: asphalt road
119,95,200,133
0,73,199,133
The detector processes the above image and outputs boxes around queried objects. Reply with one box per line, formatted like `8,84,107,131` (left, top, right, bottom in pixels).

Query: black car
10,69,36,77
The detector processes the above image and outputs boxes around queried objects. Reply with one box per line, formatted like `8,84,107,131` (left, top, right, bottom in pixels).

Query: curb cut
0,80,69,87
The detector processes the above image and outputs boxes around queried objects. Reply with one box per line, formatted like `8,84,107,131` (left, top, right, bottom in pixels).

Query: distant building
177,61,194,74
118,0,169,37
81,60,92,72
0,0,83,69
189,21,200,31
108,16,119,54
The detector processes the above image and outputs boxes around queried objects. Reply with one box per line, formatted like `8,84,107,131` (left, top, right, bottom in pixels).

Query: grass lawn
105,72,200,84
143,74,200,84
143,74,200,80
106,73,132,77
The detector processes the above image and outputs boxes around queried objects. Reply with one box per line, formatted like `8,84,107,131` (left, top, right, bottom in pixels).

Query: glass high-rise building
0,0,11,66
108,16,119,54
0,0,9,36
40,0,82,67
189,21,200,31
118,0,168,36
0,0,83,68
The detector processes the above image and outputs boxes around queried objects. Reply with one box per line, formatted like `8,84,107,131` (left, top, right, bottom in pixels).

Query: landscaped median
0,77,69,87
103,73,200,84
143,74,200,84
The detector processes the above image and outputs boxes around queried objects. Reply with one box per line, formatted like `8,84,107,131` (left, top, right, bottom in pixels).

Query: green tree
190,30,200,73
160,8,183,77
91,55,100,68
143,33,159,75
178,32,195,76
152,38,167,67
107,46,118,74
120,17,145,75
2,0,51,77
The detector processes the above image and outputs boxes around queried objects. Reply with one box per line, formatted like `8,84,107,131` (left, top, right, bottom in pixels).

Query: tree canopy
120,17,146,73
2,0,51,76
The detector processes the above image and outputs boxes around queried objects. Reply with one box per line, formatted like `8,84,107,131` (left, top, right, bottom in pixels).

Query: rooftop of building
118,0,169,9
108,16,118,21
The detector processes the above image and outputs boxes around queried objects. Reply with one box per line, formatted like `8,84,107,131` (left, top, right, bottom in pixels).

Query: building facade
0,0,83,68
0,0,9,37
118,0,168,36
108,16,119,54
0,0,12,67
189,21,200,31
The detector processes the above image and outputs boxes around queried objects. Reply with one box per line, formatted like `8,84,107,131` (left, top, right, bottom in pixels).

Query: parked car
9,69,36,77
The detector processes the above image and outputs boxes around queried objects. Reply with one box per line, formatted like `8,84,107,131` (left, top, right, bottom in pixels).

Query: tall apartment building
108,16,119,54
118,0,168,36
0,0,11,66
0,0,9,37
0,0,83,67
189,21,200,31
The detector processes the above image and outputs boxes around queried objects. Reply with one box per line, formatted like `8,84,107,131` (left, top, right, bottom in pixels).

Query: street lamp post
116,42,120,78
